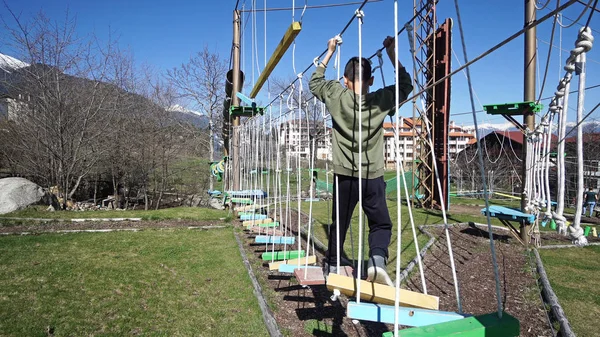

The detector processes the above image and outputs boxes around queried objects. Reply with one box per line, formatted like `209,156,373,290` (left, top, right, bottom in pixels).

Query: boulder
0,177,45,214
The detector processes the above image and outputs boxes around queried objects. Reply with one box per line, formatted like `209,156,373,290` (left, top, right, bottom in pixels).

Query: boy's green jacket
309,65,413,179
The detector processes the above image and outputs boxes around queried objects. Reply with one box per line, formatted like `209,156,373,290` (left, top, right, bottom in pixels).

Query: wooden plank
249,21,302,98
261,250,305,261
269,255,316,270
326,273,439,309
382,312,519,337
294,267,325,285
347,301,465,326
278,264,319,273
242,218,273,226
240,214,268,221
234,204,269,212
254,235,295,244
245,221,280,229
249,226,283,236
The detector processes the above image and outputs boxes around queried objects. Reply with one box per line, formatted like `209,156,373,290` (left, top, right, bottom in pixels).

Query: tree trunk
93,175,99,205
209,117,215,192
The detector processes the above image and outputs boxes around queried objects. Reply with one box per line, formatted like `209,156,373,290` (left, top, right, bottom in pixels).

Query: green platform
230,105,265,117
483,101,543,116
261,250,305,261
382,312,519,337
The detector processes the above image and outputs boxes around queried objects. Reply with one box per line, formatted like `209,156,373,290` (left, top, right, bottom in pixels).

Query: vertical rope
296,74,303,266
453,0,497,316
392,1,402,334
355,8,365,303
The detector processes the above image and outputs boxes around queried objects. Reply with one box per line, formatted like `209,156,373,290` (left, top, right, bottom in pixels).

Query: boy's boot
367,255,394,287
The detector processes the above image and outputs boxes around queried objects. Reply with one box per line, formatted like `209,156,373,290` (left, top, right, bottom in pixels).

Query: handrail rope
536,0,560,103
454,0,501,317
255,2,428,120
584,0,599,29
355,8,365,303
536,0,553,10
395,0,578,121
258,0,576,128
558,0,594,28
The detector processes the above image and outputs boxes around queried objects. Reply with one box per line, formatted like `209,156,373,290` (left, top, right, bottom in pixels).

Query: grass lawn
0,206,230,222
538,246,600,337
0,229,268,337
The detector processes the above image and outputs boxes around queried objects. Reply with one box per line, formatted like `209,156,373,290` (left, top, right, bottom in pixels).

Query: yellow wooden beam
269,255,317,270
242,218,273,226
234,204,269,212
326,273,439,310
494,191,521,200
249,21,302,98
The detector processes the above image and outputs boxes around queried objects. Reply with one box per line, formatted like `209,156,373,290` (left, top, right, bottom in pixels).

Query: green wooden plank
230,197,254,204
382,312,519,337
246,221,280,229
261,250,305,261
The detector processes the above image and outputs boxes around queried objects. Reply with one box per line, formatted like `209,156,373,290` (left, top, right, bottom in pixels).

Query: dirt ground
2,209,598,336
243,220,561,337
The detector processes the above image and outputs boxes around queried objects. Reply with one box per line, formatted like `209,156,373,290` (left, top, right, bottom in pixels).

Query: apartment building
278,119,332,161
383,118,476,168
279,118,475,167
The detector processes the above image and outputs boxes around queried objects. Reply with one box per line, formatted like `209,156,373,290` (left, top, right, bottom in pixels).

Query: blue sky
1,0,598,129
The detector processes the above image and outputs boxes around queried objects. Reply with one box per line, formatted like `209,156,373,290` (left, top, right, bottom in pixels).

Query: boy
309,36,413,286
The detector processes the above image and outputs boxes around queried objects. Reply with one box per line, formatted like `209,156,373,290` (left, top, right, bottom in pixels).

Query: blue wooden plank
227,189,267,198
240,214,268,221
254,235,295,244
278,264,320,273
480,205,535,223
347,302,465,327
235,92,256,106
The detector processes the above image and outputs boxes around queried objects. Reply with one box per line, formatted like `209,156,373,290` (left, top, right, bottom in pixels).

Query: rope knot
355,9,364,19
334,35,343,45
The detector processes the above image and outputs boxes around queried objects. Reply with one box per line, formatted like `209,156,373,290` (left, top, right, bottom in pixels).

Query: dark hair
344,57,372,82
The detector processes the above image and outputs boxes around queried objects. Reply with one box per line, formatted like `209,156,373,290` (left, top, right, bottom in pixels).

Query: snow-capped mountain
168,104,210,128
0,53,28,73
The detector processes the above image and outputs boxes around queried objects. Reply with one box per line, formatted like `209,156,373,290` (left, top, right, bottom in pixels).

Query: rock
209,198,224,210
0,177,46,214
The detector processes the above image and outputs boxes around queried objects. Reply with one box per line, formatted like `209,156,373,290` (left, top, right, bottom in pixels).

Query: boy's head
343,57,374,93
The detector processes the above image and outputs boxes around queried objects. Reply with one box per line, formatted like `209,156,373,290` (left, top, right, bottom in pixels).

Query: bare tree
166,47,227,191
0,9,130,207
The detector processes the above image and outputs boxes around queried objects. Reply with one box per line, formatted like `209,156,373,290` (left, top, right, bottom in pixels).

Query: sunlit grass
538,246,600,337
0,206,230,222
0,229,268,336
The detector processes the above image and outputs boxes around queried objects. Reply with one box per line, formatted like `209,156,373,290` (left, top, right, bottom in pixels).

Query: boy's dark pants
328,174,393,265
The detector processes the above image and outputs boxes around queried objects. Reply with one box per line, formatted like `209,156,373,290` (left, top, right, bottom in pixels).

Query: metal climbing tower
412,0,451,209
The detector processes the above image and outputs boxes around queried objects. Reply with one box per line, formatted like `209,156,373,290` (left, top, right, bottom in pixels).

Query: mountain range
0,53,209,129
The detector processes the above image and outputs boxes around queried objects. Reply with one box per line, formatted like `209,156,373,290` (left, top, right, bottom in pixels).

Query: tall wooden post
522,0,537,245
232,9,242,190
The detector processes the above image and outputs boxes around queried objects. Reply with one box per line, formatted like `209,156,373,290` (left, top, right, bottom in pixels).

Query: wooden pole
232,9,241,190
521,0,537,245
